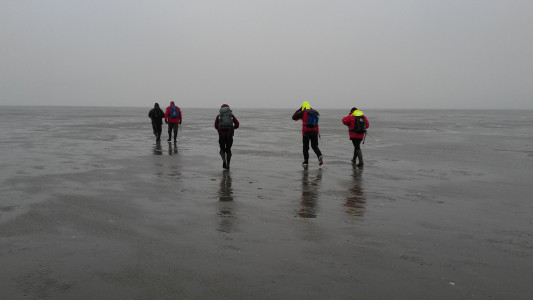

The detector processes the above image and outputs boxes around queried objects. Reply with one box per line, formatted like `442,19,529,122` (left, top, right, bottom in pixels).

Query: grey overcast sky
1,0,532,109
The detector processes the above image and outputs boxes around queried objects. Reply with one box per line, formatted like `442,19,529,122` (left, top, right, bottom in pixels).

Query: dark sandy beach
1,107,532,299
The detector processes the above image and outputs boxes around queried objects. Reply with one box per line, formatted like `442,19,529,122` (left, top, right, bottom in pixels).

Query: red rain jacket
342,114,369,139
165,105,182,124
292,109,320,136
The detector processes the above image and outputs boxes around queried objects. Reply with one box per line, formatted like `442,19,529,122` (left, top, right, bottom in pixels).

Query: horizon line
1,104,531,111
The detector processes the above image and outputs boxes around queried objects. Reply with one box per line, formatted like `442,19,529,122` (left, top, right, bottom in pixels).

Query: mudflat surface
1,107,532,299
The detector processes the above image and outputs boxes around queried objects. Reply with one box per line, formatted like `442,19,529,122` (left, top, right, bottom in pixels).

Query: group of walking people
147,101,182,142
148,101,369,169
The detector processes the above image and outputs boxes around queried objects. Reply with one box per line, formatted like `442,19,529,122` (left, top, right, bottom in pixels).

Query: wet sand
1,107,532,299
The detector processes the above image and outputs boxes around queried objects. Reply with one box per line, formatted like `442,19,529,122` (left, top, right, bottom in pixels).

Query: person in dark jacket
342,107,369,166
292,101,323,167
148,103,165,141
214,104,239,169
164,101,182,142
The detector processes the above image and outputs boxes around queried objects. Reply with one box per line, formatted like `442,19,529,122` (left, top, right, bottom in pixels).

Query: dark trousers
219,134,233,155
302,131,322,162
168,123,179,139
152,122,162,137
351,138,363,162
351,138,363,151
219,134,233,167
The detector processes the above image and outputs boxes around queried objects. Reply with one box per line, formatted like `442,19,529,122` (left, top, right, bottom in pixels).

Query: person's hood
352,110,364,116
220,105,231,114
301,101,311,110
221,104,229,108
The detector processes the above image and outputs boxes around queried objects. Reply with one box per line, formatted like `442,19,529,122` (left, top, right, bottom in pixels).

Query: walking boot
220,150,227,169
226,152,232,169
356,150,364,167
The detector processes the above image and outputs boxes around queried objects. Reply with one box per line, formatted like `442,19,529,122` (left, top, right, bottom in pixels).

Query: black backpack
150,108,164,119
155,109,164,119
350,115,366,134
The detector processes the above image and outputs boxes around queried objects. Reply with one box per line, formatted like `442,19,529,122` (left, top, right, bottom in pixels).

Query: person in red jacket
164,101,182,142
342,107,369,166
292,101,323,167
214,104,239,169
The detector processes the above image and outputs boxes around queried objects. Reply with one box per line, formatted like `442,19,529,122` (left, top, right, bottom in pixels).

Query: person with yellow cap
342,107,369,166
292,101,323,167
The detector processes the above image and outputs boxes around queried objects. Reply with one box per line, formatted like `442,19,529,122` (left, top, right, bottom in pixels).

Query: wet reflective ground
1,107,532,299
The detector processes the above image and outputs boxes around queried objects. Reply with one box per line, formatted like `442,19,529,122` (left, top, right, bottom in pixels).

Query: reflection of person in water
168,142,178,155
345,166,366,216
298,169,322,219
218,170,233,202
153,142,162,155
217,170,235,232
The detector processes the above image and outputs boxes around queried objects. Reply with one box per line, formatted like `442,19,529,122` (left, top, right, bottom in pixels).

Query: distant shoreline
1,105,531,112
